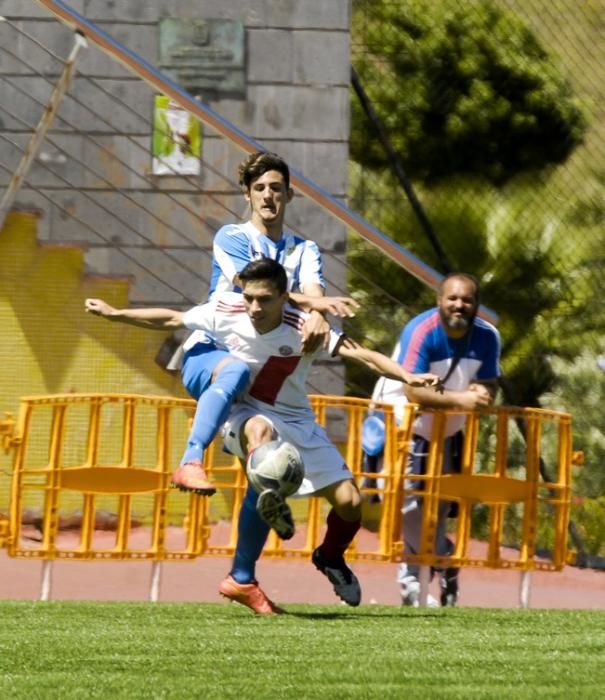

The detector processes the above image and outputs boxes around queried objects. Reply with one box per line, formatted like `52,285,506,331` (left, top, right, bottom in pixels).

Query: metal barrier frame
0,393,572,605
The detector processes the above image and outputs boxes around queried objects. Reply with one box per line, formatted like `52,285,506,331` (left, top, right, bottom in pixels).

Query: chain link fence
1,1,603,558
349,0,605,557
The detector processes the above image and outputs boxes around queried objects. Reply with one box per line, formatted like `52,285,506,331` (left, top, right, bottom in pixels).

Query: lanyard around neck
441,329,473,385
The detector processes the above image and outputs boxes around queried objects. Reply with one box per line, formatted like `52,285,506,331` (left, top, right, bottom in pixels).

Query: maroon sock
320,509,361,562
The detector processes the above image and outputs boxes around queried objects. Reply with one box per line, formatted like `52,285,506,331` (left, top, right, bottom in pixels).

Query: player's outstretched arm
290,282,360,354
84,298,185,330
404,379,498,410
335,336,442,389
289,292,359,318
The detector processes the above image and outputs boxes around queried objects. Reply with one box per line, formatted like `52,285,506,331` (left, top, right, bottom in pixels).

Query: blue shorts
181,342,230,400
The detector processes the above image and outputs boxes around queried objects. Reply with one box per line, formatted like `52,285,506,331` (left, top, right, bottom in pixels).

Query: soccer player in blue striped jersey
166,152,358,494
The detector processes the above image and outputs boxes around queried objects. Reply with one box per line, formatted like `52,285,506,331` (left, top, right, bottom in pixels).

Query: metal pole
149,561,162,602
40,560,53,601
519,569,532,609
0,32,87,229
418,565,431,607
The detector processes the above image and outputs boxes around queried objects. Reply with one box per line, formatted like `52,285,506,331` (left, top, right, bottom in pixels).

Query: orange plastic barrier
0,393,573,602
392,405,572,573
4,394,208,562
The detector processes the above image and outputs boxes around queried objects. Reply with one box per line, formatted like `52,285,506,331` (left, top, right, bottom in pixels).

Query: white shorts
222,404,353,497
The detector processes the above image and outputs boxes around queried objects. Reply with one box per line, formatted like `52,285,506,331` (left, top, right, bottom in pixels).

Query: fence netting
350,0,605,558
0,1,603,559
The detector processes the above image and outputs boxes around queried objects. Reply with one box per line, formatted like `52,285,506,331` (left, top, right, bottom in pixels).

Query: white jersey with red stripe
182,292,342,421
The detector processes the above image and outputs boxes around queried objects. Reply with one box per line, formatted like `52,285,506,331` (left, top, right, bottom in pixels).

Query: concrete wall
0,0,350,414
0,0,351,314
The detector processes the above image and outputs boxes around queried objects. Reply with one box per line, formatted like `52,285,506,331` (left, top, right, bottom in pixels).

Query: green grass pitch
1,601,604,699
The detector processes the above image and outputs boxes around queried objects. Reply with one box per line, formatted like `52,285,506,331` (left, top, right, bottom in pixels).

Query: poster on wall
152,95,201,176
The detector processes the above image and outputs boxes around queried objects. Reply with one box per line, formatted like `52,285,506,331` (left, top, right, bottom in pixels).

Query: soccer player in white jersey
85,258,441,614
164,151,358,496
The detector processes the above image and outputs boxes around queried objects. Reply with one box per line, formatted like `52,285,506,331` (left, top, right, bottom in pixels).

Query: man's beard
440,309,476,332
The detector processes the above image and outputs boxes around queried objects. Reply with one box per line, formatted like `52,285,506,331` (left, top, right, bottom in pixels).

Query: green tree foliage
351,0,586,184
346,173,576,402
348,0,602,555
348,1,595,403
544,352,605,499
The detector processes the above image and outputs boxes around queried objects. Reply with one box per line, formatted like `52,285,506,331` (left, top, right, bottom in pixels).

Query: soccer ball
246,440,305,497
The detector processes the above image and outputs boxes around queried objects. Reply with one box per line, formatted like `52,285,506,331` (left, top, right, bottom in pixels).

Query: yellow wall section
0,210,185,510
1,210,183,402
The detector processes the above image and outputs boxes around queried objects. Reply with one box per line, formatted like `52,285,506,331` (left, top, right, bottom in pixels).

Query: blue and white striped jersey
209,221,325,300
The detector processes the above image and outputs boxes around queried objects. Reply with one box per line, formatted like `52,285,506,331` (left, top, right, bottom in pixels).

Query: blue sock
181,360,250,464
230,485,270,584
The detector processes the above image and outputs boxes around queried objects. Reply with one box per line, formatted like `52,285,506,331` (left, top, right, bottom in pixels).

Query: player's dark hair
438,272,480,303
238,151,290,191
239,257,288,295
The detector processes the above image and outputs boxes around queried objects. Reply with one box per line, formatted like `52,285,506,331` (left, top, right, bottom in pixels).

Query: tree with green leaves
351,0,585,184
348,0,604,554
348,0,589,399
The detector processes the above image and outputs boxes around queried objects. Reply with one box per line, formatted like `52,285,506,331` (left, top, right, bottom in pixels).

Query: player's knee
335,500,361,522
332,480,362,518
243,416,275,451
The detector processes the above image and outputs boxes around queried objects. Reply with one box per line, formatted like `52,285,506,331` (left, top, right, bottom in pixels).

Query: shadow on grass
283,608,443,620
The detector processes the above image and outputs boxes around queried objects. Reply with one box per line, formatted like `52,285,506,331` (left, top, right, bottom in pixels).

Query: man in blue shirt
369,273,501,606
